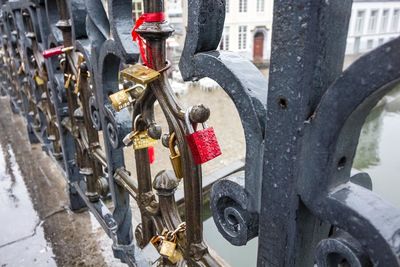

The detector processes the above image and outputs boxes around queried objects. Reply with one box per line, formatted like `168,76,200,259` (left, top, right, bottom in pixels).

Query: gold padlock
34,72,45,86
159,234,177,258
73,72,81,94
122,115,157,149
64,74,72,89
120,64,161,85
149,235,163,250
168,248,183,264
109,84,146,112
131,131,157,150
169,133,183,179
73,54,85,94
109,90,132,112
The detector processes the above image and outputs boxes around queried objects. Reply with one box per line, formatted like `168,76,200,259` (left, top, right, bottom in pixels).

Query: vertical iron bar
54,0,86,211
139,0,210,264
258,1,352,266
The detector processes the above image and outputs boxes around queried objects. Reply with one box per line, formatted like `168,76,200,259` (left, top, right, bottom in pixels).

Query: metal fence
0,0,399,266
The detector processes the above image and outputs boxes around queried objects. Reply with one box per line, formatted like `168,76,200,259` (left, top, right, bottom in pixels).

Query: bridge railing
0,0,399,266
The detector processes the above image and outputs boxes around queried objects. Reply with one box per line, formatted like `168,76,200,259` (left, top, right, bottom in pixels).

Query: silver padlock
138,242,161,266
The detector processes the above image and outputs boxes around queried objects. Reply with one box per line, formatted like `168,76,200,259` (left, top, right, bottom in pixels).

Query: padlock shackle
133,114,142,131
184,106,208,134
184,106,194,133
122,115,143,146
168,132,179,156
166,232,177,243
126,83,146,93
150,235,164,246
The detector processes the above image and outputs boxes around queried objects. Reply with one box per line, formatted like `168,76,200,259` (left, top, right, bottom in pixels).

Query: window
257,0,265,12
368,10,378,33
367,39,374,49
132,0,143,21
226,0,229,13
354,37,361,53
392,9,400,31
220,27,230,50
378,38,385,45
354,11,365,34
381,10,389,32
238,26,247,50
239,0,247,13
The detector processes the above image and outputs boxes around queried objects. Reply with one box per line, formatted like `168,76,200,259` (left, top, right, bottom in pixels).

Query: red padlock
42,46,73,59
185,107,222,165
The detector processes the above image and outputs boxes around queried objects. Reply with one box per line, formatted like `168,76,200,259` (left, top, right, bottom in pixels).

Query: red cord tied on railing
131,12,165,67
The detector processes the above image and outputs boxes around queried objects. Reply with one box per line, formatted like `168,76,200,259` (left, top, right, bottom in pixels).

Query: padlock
168,249,183,264
64,74,72,89
42,45,74,59
123,131,157,149
169,133,183,179
122,115,157,149
120,64,161,85
132,131,157,150
109,84,146,111
185,106,222,164
34,75,45,86
74,73,81,94
73,54,85,94
159,234,177,258
140,236,162,265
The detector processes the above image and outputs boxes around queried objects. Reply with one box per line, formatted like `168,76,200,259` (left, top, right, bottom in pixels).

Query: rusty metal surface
1,0,400,266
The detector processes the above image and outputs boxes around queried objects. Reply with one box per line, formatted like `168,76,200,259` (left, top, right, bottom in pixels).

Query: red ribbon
132,12,165,67
148,146,155,164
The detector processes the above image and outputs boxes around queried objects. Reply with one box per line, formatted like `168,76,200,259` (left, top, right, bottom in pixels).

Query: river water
353,84,400,209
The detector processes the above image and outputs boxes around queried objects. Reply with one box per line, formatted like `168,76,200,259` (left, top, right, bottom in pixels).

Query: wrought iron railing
0,0,399,266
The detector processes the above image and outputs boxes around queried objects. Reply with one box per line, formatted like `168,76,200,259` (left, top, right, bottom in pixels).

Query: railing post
258,1,352,266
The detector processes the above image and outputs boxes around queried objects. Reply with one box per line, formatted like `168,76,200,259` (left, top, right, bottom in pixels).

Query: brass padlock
64,74,72,89
73,54,85,94
159,234,177,258
169,133,183,179
34,72,45,86
109,84,146,112
109,90,132,112
122,115,157,149
168,248,183,264
131,131,158,150
35,76,45,86
120,64,160,85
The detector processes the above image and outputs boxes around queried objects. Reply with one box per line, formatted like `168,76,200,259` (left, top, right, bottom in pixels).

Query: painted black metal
1,0,400,266
256,0,400,266
180,0,269,245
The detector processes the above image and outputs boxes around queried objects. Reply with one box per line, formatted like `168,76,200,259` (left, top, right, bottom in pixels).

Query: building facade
221,0,274,65
346,0,400,54
144,0,400,65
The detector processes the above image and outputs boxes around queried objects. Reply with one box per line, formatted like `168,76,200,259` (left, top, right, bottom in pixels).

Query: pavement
0,97,124,267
